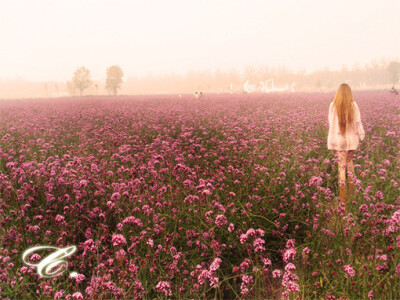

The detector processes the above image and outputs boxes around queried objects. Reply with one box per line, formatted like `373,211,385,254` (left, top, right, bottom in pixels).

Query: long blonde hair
332,83,354,135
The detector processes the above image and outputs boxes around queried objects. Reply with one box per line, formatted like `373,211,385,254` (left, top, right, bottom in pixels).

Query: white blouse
327,101,365,151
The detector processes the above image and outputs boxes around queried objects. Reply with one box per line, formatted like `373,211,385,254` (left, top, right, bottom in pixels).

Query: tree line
66,60,400,96
121,60,400,94
66,65,124,96
0,60,399,98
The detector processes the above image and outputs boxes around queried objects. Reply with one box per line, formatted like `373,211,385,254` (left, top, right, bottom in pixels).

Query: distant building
243,79,294,93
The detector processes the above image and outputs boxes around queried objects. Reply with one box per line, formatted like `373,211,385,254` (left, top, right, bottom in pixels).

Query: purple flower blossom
343,265,355,277
155,281,172,297
1,92,397,298
284,263,296,272
253,237,266,252
215,215,228,227
198,269,212,285
55,214,65,222
54,290,65,299
209,257,222,272
110,192,121,201
386,131,395,137
72,292,83,299
75,274,86,284
112,234,126,246
283,248,296,263
272,269,282,278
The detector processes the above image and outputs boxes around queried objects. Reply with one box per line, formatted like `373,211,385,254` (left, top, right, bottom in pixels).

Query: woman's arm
328,102,334,127
354,102,365,140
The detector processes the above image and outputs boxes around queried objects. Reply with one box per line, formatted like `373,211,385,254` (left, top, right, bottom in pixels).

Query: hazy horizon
1,0,399,82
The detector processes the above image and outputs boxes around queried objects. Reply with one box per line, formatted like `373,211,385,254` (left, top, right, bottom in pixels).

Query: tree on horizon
72,67,92,96
387,61,400,89
106,65,124,96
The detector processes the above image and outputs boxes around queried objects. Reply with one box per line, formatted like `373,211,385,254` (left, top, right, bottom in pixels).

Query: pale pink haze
0,0,399,81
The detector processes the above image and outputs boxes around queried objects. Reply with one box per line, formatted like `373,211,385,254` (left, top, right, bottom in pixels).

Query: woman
328,83,365,206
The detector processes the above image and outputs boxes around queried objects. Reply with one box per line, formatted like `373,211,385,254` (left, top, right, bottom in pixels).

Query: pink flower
79,180,88,187
209,257,222,272
396,264,400,275
284,263,296,272
283,248,296,263
262,257,272,267
386,131,395,137
376,263,388,271
116,249,126,260
198,269,212,285
391,210,400,225
286,239,295,249
215,215,228,227
55,214,65,222
379,254,387,261
283,270,299,283
210,276,219,288
91,163,99,172
309,176,323,186
240,275,253,295
253,237,266,252
343,264,355,277
241,288,249,295
285,281,300,292
30,253,41,262
375,191,383,200
75,274,85,284
272,269,282,278
72,292,83,299
246,228,256,236
83,239,96,254
122,216,143,227
155,281,172,297
202,189,212,195
54,290,64,299
256,229,265,236
110,192,121,201
107,201,115,209
240,233,248,244
112,234,126,246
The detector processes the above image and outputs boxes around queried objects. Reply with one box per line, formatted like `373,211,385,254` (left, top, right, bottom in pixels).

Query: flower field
0,92,399,299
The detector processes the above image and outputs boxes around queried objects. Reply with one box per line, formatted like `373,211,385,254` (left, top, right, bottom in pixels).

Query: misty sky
0,0,399,81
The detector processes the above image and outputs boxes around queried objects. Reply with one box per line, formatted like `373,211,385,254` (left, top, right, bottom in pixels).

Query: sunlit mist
0,0,399,96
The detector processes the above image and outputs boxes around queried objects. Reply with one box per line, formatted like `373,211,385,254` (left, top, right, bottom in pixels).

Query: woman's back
328,100,365,151
328,83,365,207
